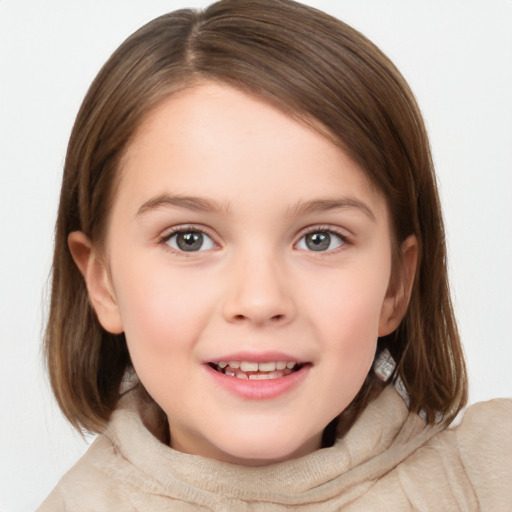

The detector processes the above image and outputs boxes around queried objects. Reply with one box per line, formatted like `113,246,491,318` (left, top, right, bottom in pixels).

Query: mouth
208,360,304,380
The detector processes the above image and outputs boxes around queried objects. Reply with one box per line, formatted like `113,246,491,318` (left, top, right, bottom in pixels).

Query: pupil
177,232,203,251
306,232,330,251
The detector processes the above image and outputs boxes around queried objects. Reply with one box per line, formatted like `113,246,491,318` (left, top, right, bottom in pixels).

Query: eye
165,230,215,252
296,230,345,252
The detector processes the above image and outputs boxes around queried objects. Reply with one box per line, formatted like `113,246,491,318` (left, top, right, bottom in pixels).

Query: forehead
116,82,387,220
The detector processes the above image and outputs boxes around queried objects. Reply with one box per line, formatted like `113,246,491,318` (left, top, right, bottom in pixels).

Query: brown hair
45,0,467,434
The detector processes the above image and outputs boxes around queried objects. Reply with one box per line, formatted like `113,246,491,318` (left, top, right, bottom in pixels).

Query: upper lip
204,351,308,364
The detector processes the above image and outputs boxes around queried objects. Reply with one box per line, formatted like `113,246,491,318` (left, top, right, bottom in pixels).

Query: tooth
257,373,271,380
225,370,235,377
241,361,258,372
236,372,248,380
258,362,276,372
276,362,287,370
268,371,283,379
286,362,296,369
228,361,240,369
218,362,228,369
248,374,259,380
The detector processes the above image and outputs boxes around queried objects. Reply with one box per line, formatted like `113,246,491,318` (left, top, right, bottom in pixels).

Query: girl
38,0,511,509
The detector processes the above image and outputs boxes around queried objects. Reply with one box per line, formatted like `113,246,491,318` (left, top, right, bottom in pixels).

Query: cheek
315,272,386,399
301,259,390,390
111,257,218,358
307,264,390,342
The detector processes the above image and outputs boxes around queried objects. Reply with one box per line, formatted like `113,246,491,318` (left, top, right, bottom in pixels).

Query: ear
378,235,418,337
68,231,124,334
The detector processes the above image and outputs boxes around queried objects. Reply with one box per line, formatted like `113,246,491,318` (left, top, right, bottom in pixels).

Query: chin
211,430,322,466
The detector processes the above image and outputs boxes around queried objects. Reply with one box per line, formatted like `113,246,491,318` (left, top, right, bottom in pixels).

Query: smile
208,361,303,380
206,359,310,400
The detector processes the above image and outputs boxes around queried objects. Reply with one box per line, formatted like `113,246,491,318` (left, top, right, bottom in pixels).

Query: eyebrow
136,193,375,221
288,197,376,221
136,194,232,216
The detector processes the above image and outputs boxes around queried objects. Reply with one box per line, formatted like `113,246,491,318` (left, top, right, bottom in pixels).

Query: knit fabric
38,385,512,511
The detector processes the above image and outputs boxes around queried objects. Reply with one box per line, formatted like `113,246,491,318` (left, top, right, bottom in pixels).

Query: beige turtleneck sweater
38,385,512,511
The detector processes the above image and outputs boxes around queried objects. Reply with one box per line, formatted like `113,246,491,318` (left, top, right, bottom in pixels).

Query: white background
1,1,511,510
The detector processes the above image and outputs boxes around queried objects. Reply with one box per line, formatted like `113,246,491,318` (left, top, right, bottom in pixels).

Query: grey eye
167,231,215,252
297,231,344,252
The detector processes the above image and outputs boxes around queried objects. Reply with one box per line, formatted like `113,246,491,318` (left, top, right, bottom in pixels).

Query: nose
222,250,296,326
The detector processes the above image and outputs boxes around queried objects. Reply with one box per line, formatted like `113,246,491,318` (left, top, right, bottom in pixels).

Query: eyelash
157,225,351,255
297,225,350,253
158,225,217,254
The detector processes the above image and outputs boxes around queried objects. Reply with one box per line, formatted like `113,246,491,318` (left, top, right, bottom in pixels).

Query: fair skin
69,82,417,466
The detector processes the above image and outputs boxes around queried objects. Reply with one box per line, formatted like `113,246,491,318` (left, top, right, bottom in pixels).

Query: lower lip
204,364,310,400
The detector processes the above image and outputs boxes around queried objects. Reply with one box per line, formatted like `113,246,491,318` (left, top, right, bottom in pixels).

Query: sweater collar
104,385,441,505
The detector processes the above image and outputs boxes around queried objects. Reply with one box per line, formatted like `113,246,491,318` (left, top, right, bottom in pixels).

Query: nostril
232,313,284,322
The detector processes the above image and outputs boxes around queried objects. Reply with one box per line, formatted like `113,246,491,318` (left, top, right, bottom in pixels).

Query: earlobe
68,231,124,334
378,235,418,336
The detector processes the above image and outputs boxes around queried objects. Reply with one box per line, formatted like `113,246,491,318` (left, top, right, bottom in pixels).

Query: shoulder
451,398,512,507
417,398,512,510
389,398,512,511
452,398,512,467
37,434,135,512
454,397,512,446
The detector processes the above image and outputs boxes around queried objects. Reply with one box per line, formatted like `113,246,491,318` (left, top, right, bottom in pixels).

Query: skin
69,83,417,466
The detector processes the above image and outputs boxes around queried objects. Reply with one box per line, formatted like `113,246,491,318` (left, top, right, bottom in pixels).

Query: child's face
89,83,405,465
